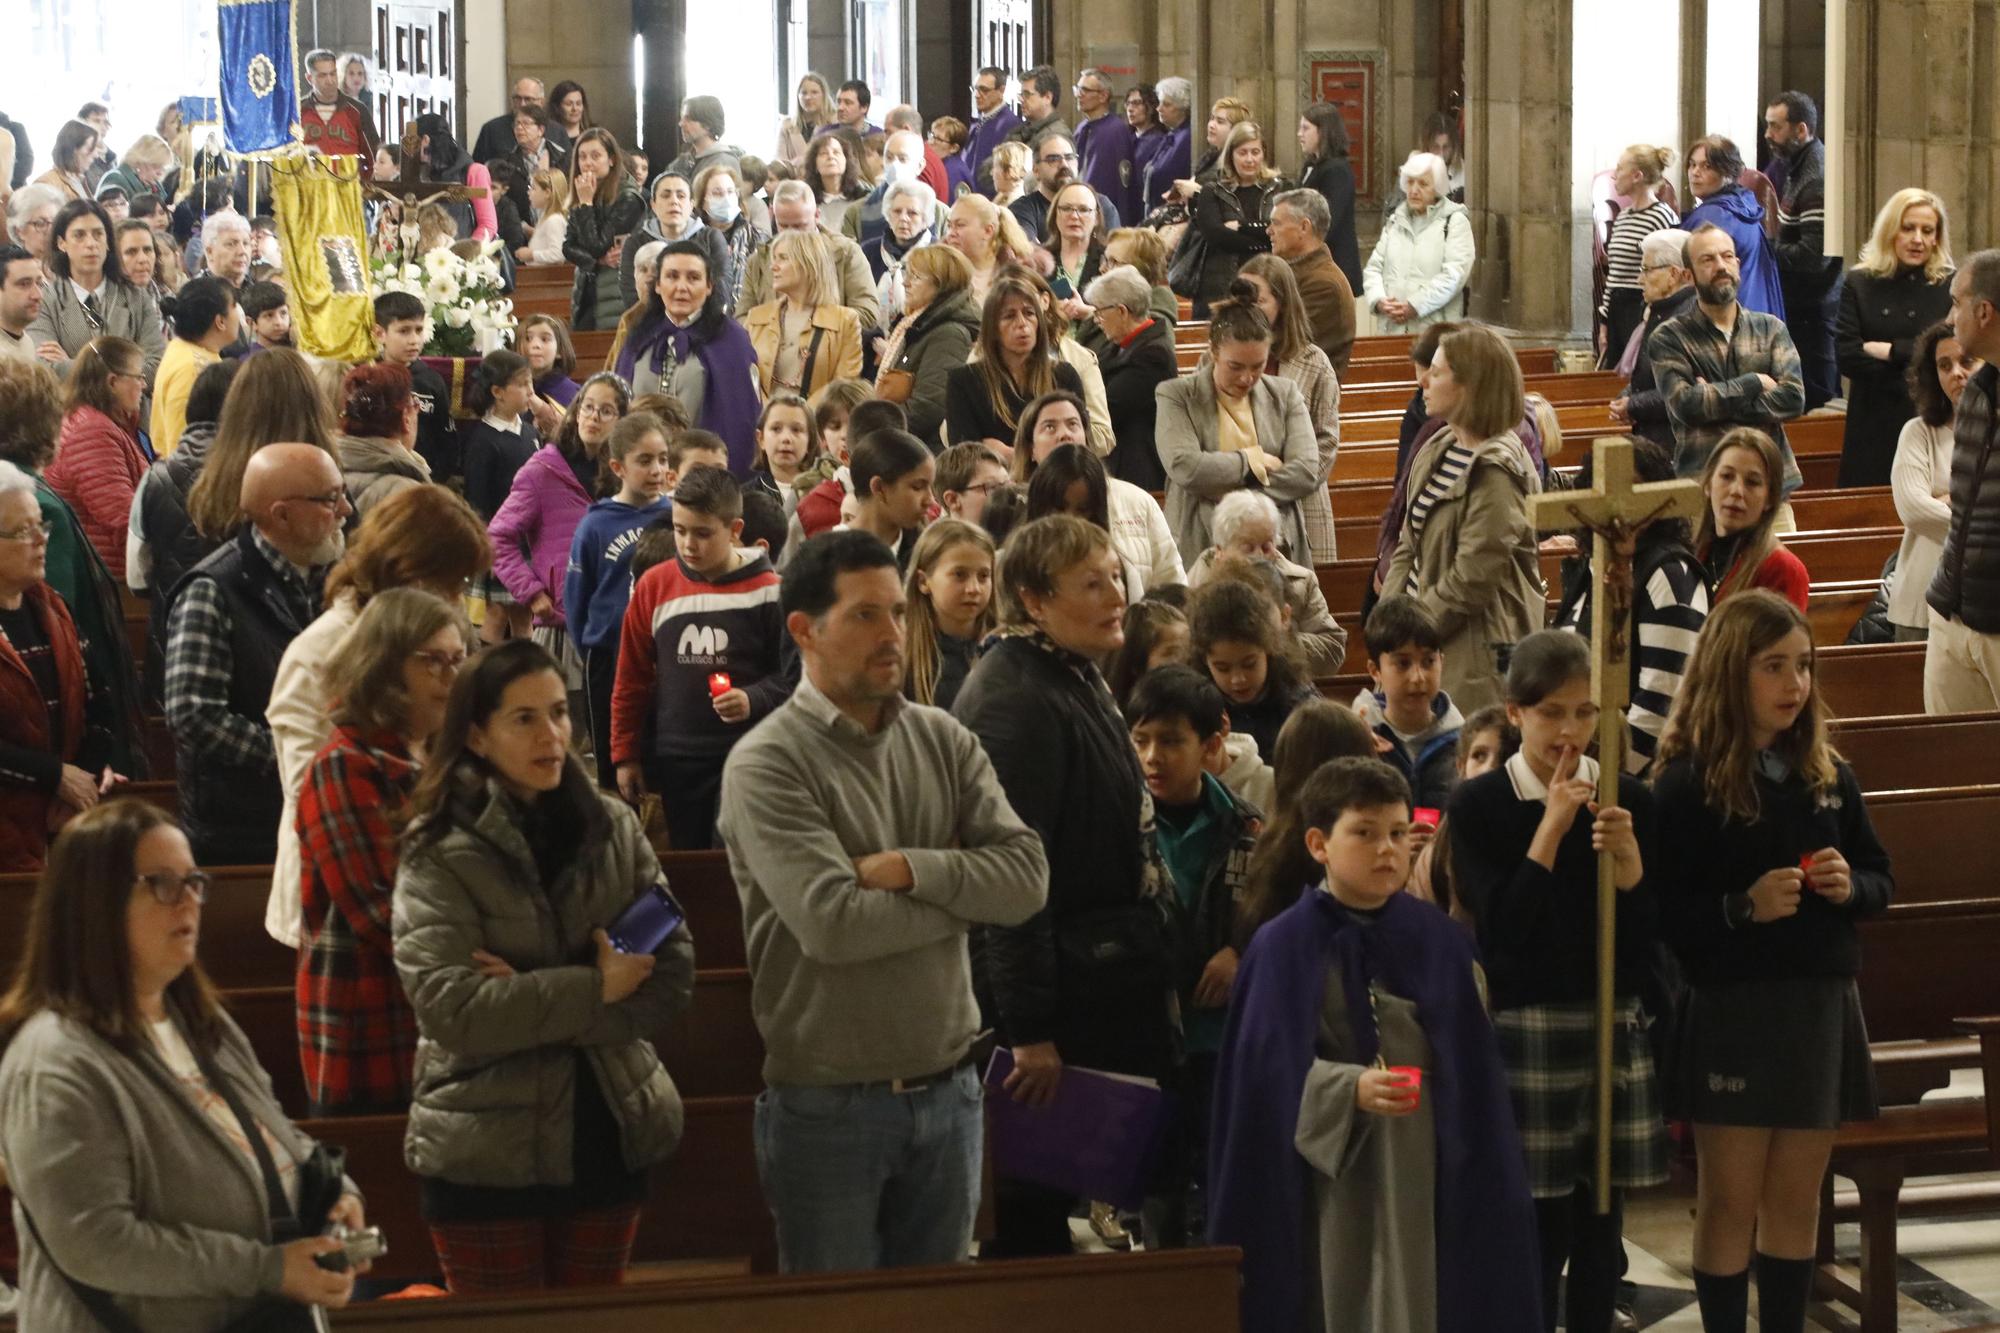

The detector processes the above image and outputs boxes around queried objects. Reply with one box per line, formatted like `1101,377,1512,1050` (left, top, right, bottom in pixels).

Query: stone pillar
1462,0,1572,332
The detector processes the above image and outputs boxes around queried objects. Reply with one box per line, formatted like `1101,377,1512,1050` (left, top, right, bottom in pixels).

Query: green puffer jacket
392,759,695,1188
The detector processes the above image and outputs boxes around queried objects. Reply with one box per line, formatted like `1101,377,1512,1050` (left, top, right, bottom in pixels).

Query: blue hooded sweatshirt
564,495,672,651
1681,183,1785,318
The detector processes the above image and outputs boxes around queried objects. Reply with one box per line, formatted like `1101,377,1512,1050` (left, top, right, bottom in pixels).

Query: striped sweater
1555,539,1710,773
1598,200,1681,316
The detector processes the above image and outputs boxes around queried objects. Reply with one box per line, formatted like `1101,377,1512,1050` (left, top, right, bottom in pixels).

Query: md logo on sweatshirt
678,623,731,660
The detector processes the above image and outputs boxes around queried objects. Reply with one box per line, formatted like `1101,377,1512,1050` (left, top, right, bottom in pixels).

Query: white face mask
707,195,740,225
882,158,917,186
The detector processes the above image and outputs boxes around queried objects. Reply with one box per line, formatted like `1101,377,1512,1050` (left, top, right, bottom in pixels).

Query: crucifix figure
1527,435,1704,1214
366,121,488,265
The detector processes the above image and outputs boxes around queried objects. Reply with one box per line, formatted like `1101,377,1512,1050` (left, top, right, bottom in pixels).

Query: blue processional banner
218,0,301,153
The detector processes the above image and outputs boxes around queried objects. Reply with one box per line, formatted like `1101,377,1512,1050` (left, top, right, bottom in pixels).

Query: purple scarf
616,311,763,476
1207,887,1543,1333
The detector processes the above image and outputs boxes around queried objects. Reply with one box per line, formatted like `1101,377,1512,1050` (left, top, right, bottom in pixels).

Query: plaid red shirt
295,724,419,1116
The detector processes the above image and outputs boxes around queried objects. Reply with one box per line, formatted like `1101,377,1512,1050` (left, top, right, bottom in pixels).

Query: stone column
1462,0,1572,332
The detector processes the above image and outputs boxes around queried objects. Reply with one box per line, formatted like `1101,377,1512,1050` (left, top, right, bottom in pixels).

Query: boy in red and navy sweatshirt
611,466,797,849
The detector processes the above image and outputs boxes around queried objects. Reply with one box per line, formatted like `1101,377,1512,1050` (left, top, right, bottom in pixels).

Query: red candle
709,672,733,697
1412,807,1441,828
1388,1065,1424,1108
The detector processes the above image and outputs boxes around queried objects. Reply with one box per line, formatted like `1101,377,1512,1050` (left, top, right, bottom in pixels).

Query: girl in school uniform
1651,590,1893,1333
1446,630,1668,1333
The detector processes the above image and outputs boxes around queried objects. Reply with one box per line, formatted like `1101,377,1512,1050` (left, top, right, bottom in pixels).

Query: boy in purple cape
1208,757,1541,1333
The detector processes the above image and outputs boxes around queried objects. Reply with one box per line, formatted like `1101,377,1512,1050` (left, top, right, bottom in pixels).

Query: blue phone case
607,883,685,955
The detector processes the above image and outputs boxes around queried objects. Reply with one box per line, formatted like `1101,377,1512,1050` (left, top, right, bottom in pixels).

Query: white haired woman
866,177,939,327
1362,151,1475,333
1186,489,1347,676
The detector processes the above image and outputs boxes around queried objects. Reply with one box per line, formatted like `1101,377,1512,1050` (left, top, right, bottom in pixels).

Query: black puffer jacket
1928,364,2000,632
952,632,1176,1078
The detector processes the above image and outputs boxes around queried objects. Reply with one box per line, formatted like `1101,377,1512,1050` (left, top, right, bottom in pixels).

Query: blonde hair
770,228,840,308
903,519,996,704
949,192,1033,266
1694,427,1788,601
1620,143,1674,187
531,168,570,218
1856,187,1953,283
989,141,1031,180
1220,121,1278,184
1435,325,1524,441
121,133,175,171
904,242,972,300
1654,590,1839,821
1209,98,1252,128
1105,227,1170,285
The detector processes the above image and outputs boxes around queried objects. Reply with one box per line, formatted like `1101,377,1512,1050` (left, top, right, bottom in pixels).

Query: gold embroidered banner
270,150,376,362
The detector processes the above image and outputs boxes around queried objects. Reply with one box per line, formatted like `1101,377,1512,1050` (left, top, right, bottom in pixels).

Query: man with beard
714,529,1047,1273
163,443,350,866
1645,222,1807,500
1764,91,1843,408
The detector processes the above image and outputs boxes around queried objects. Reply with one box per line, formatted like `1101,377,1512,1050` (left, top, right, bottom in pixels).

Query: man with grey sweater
717,530,1048,1273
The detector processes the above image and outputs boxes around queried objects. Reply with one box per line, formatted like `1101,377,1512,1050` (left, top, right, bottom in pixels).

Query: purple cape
616,310,763,477
1207,887,1543,1333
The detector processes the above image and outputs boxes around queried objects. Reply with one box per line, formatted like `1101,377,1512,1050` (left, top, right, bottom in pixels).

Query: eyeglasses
0,520,52,544
410,648,469,676
20,218,52,232
1055,203,1095,216
577,401,622,419
959,480,1003,496
285,489,349,510
1040,152,1078,165
135,870,210,907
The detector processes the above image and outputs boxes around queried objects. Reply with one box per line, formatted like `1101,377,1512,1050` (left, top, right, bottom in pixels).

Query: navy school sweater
609,550,798,767
564,495,672,650
399,358,461,484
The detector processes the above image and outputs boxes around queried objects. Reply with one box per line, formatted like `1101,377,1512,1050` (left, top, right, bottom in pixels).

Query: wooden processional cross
367,122,488,265
1526,437,1704,1214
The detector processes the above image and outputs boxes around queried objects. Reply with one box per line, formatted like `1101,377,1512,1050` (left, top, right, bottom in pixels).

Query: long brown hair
188,348,339,540
1231,258,1314,365
904,519,996,705
63,336,144,422
973,269,1062,435
1237,700,1379,939
1694,426,1787,601
323,484,492,610
570,127,628,210
324,587,465,737
1654,590,1840,821
0,800,224,1056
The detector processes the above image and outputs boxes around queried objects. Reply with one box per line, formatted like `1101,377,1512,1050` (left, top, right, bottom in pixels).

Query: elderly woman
393,639,694,1292
1084,264,1178,491
0,801,368,1326
1836,188,1956,487
865,178,939,321
95,133,176,205
335,362,434,516
1186,489,1347,677
1382,325,1544,711
617,243,761,468
943,191,1035,304
604,238,668,374
1889,323,1978,641
951,515,1177,1257
1363,151,1476,333
1680,135,1783,317
945,270,1084,462
1610,229,1696,447
1153,301,1323,566
47,337,151,579
619,167,724,314
1011,389,1184,593
1045,180,1107,320
8,185,64,272
266,485,491,947
875,243,980,446
28,200,166,377
1101,227,1180,328
0,458,116,870
296,588,465,1116
744,228,864,400
0,361,143,779
1226,256,1342,563
191,209,252,288
1189,121,1290,316
692,161,765,311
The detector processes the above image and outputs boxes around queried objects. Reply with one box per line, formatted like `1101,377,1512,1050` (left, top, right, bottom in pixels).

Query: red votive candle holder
708,672,733,697
1388,1065,1424,1108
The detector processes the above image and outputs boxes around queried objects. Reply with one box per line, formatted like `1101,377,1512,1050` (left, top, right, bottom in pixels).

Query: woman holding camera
0,799,366,1330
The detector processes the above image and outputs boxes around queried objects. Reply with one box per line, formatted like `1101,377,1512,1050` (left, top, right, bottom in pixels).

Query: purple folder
983,1048,1173,1211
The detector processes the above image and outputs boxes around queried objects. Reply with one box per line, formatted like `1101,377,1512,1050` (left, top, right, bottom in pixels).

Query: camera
314,1223,387,1273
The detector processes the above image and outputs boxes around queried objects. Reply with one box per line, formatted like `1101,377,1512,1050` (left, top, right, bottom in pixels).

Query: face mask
882,158,916,186
707,196,740,225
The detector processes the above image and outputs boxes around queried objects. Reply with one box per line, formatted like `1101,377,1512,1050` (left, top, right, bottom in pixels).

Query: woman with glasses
266,486,491,949
0,458,117,871
0,800,368,1329
296,588,466,1116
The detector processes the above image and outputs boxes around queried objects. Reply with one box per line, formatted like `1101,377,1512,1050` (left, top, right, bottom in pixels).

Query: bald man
840,130,951,251
163,443,351,865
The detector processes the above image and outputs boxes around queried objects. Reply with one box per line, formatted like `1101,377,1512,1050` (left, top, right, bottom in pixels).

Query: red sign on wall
1306,54,1379,203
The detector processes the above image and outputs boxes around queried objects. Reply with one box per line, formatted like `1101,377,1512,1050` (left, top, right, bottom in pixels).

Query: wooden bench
324,1247,1244,1331
1339,369,1628,417
1819,641,1927,718
1834,712,2000,792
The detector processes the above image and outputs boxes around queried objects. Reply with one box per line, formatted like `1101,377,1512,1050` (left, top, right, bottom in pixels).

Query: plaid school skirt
1495,998,1669,1199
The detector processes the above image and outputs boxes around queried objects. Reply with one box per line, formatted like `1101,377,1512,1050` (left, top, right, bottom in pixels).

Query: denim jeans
753,1063,984,1272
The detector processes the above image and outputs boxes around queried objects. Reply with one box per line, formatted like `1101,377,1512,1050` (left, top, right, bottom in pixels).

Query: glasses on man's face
577,402,622,420
135,870,210,907
1041,152,1078,166
0,520,53,544
410,648,469,677
287,490,349,510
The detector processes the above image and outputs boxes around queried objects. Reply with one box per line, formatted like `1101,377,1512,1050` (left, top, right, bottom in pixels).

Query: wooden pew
1833,712,2000,792
1819,642,1927,718
1339,369,1628,417
325,1247,1245,1331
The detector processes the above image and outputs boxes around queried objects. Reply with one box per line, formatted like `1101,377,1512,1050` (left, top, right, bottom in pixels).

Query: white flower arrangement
370,240,517,357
